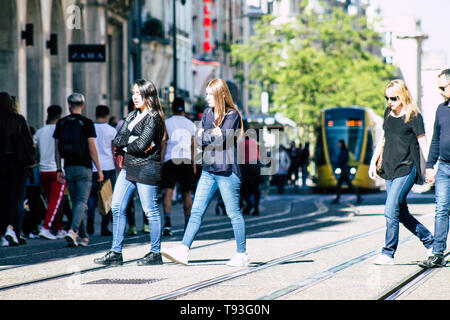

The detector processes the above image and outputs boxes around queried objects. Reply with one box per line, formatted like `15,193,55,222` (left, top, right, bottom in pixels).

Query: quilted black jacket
114,109,164,185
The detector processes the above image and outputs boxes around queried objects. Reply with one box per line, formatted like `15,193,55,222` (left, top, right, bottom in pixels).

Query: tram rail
376,252,450,300
0,194,439,301
0,195,358,294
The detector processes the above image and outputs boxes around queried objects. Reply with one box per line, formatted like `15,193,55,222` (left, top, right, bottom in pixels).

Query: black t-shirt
53,113,96,169
380,107,425,183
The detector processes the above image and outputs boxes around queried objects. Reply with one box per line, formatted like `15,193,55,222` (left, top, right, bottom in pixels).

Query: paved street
0,185,448,305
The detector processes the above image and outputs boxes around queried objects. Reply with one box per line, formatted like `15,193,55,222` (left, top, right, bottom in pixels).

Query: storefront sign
203,0,212,52
68,44,106,62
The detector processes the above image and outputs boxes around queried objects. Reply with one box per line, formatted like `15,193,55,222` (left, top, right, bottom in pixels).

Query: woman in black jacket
0,92,34,246
94,79,167,266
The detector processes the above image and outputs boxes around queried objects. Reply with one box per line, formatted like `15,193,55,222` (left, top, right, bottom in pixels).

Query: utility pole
172,0,177,101
172,0,186,102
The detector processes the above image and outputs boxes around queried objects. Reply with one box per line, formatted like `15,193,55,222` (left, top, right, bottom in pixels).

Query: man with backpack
53,93,103,247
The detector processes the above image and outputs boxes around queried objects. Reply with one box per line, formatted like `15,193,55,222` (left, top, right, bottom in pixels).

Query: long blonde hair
206,78,243,137
385,79,420,123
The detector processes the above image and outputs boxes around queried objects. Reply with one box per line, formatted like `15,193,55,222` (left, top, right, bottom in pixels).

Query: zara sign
68,44,106,62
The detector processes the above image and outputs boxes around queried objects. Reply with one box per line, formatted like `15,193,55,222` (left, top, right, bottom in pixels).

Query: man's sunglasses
439,84,449,92
385,96,399,102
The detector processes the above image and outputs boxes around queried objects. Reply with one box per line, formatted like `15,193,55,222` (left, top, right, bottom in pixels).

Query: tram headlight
350,167,356,174
334,168,341,175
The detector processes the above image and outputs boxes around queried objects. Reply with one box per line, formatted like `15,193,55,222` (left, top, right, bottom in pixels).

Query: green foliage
231,1,396,132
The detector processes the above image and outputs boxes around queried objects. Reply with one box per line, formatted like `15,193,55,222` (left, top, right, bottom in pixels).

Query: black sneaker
163,226,173,236
331,198,339,204
93,251,123,266
418,254,446,269
137,252,163,266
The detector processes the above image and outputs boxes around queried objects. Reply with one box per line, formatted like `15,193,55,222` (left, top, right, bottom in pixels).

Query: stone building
421,52,448,142
189,0,246,111
0,0,134,128
139,0,193,111
374,15,428,111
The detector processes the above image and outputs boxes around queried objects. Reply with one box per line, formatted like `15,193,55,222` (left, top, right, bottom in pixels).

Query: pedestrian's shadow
167,259,229,266
165,259,314,267
403,261,450,267
250,260,314,267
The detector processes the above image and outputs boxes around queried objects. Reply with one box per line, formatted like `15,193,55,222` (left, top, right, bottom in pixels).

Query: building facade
0,0,133,128
421,52,448,142
139,0,193,111
374,15,427,111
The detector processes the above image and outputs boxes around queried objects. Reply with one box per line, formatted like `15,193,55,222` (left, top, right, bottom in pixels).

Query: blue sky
372,0,449,65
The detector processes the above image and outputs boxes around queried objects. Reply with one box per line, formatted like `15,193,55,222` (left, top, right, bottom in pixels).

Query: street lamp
172,0,186,101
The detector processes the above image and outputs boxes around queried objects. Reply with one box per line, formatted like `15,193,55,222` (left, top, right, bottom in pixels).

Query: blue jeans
382,165,434,258
111,169,161,253
182,171,246,253
65,166,92,238
432,161,450,255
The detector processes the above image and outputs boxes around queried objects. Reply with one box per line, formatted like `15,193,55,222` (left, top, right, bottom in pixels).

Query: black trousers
335,170,360,200
0,156,27,236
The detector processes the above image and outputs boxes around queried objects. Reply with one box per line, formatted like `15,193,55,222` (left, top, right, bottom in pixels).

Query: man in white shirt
161,98,196,236
87,105,118,236
34,105,66,240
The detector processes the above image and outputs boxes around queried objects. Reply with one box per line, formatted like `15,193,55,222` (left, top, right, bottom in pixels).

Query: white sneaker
55,230,67,239
161,244,189,265
373,254,394,265
65,230,78,247
39,228,57,240
1,236,9,247
28,232,40,239
5,226,19,246
78,237,89,247
227,253,249,267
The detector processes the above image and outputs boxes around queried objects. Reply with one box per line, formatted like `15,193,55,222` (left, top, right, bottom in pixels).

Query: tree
231,0,396,134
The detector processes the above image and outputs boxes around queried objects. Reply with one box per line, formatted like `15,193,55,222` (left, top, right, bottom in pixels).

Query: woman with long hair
94,79,167,266
161,78,249,267
369,79,434,265
0,92,34,246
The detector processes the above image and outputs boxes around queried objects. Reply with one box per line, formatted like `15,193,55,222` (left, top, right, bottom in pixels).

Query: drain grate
83,278,166,285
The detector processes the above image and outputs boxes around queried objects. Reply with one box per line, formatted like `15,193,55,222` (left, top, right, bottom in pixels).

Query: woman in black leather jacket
94,79,167,266
0,92,33,246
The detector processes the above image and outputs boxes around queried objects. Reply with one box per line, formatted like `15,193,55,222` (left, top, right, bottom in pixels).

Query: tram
313,106,383,192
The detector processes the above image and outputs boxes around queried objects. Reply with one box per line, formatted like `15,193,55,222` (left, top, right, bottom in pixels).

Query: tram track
148,220,384,300
376,252,450,300
148,211,436,300
0,195,360,294
3,194,434,301
0,195,320,291
0,195,318,271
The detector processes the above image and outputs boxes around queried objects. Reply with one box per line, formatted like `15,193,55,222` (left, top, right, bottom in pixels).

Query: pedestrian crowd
0,69,448,269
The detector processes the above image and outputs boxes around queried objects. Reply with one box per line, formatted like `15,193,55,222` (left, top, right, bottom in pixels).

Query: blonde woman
369,79,434,265
161,79,249,267
94,79,167,266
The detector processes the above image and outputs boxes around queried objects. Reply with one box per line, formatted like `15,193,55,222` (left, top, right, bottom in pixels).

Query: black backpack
58,116,87,159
